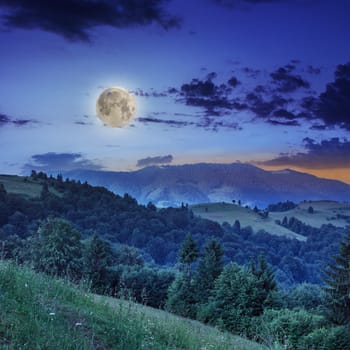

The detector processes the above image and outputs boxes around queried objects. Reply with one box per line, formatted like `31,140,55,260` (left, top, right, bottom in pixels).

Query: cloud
178,76,232,116
142,61,349,132
24,152,102,172
0,113,37,127
132,88,168,98
242,67,261,79
137,154,173,167
0,0,180,42
244,93,289,118
259,137,350,169
316,61,350,130
0,113,11,125
270,66,310,93
227,76,241,88
267,119,300,126
137,117,193,127
306,65,322,75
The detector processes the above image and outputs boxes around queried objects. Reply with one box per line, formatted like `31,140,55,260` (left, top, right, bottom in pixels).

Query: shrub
255,308,327,349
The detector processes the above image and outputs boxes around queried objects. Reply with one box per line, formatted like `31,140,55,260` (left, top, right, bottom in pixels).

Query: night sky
1,0,350,183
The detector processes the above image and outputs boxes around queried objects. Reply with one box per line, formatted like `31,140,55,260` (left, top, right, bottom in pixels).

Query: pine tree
323,231,350,325
166,234,199,318
179,234,199,275
251,254,278,311
166,274,197,318
84,234,113,292
194,239,223,304
209,263,260,335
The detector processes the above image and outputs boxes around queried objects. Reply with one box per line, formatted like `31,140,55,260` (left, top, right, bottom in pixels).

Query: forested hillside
0,172,347,286
1,172,350,349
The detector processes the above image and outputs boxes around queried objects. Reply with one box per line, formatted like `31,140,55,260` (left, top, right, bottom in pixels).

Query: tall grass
0,261,269,350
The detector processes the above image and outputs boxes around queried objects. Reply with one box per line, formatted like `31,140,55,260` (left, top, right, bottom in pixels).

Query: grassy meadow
190,203,306,240
0,174,62,199
0,261,272,350
191,201,350,240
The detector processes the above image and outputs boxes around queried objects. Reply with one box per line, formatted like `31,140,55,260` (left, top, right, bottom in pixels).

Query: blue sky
1,0,350,183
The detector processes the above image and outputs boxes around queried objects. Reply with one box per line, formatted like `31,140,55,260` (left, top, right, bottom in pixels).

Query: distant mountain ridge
63,163,350,208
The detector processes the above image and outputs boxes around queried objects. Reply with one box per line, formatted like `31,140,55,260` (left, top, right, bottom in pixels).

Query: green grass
269,200,350,228
191,203,306,241
0,175,61,199
0,261,271,350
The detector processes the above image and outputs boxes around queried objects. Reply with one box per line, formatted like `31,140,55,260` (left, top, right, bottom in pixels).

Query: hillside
0,261,267,350
191,201,350,239
0,174,61,198
0,172,347,285
269,200,350,228
62,163,350,208
191,202,306,241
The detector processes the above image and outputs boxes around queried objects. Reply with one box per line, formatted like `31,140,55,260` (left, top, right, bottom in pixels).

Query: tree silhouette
323,231,350,325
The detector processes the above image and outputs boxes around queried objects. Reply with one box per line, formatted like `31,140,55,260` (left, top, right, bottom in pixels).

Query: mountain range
63,163,350,208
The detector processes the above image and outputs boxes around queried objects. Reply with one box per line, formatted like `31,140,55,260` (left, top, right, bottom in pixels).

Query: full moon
96,87,136,127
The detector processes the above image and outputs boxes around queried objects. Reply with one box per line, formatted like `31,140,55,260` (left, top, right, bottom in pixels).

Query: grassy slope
0,175,61,199
191,203,306,241
191,201,350,240
0,261,268,350
269,200,350,229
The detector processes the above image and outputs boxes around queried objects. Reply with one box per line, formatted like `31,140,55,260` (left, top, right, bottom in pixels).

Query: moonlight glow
96,87,136,128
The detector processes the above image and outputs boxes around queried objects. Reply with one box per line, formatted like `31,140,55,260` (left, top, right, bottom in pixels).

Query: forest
1,172,350,349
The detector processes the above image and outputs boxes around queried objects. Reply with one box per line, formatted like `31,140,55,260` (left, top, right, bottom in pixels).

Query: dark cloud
137,117,192,127
0,113,37,127
306,65,322,75
316,61,350,130
137,154,173,167
74,121,91,125
227,76,241,88
24,152,102,172
270,66,310,93
0,113,11,125
244,93,288,118
144,61,349,132
169,65,310,129
267,119,300,127
310,124,327,130
136,115,241,131
132,89,168,98
260,138,350,169
273,109,297,120
0,0,179,42
242,67,260,79
178,76,232,116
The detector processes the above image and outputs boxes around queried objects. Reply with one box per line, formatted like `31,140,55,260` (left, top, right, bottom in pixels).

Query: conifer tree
251,254,278,310
179,234,199,275
323,231,350,325
166,234,199,318
84,234,113,292
194,239,223,304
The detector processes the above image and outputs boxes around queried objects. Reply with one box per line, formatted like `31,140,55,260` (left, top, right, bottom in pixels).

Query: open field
191,202,306,241
269,200,350,229
0,174,61,198
0,261,273,350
